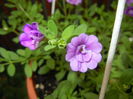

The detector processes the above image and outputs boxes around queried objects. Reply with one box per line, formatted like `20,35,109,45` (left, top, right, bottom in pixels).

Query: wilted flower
19,22,44,50
125,6,133,17
66,33,102,73
126,0,133,5
66,0,82,5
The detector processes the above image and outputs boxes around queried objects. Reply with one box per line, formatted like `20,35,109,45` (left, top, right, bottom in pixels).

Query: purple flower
47,0,52,3
66,0,82,5
19,22,44,50
65,33,102,73
125,6,133,17
126,0,133,5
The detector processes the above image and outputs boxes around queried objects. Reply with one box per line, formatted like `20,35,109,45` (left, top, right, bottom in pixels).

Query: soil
33,71,58,99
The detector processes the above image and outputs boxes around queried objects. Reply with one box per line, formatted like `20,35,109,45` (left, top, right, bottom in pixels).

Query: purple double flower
125,0,133,16
19,22,44,50
66,33,102,73
66,0,82,5
47,0,82,5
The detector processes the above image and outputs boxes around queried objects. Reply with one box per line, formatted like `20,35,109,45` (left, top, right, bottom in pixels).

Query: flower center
76,45,89,54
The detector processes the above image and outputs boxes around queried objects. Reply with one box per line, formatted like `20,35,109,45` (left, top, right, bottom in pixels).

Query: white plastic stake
51,0,56,15
99,0,126,99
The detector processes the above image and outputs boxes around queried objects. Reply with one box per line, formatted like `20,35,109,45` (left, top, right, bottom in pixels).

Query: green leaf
62,25,75,41
8,51,19,60
67,71,78,84
73,24,88,35
38,66,50,75
0,29,8,35
55,70,66,81
0,65,5,72
24,64,32,78
47,58,55,69
25,48,32,58
17,49,25,56
87,27,96,33
31,61,38,71
0,47,10,60
83,92,98,99
39,25,45,34
7,64,16,77
44,45,56,51
48,20,58,34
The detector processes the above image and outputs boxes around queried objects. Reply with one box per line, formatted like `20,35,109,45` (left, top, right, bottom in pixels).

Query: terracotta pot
26,77,37,99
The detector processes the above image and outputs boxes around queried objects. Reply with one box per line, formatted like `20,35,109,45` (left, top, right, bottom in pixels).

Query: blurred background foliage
0,0,133,99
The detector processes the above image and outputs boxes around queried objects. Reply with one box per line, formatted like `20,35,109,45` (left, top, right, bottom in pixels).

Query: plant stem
51,0,56,15
99,0,126,99
18,3,32,20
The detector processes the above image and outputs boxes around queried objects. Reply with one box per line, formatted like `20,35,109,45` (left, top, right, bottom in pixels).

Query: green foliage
24,64,32,78
62,25,75,41
0,0,133,99
7,64,16,77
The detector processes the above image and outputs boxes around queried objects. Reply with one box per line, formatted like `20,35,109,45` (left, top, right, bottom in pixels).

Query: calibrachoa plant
125,0,133,16
0,0,133,99
66,33,102,72
66,0,82,5
47,0,83,5
19,22,44,50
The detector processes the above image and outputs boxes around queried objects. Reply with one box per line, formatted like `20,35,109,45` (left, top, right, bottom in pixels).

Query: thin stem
63,0,67,16
51,0,56,15
18,3,32,20
99,0,126,99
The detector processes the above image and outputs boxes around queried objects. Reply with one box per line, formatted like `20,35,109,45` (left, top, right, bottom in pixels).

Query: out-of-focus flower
19,22,44,50
65,33,102,73
125,6,133,17
126,0,133,5
47,0,52,3
66,0,82,5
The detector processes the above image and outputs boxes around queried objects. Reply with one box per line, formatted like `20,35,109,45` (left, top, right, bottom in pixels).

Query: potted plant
0,0,133,99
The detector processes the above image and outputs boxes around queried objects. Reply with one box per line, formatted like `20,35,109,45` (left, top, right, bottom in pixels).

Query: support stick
99,0,126,99
51,0,56,15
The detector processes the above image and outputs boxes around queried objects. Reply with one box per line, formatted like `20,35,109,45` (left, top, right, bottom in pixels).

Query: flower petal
83,51,92,62
87,60,98,70
65,52,74,62
70,58,79,71
23,24,32,33
79,62,88,73
76,54,83,62
92,52,102,63
87,42,102,53
31,22,39,30
79,33,89,43
19,33,29,41
87,35,98,44
67,43,76,52
71,37,80,46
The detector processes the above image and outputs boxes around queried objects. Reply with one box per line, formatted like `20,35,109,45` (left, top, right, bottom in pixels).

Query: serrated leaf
24,64,32,78
48,20,58,34
62,25,75,41
7,64,16,77
73,24,87,35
